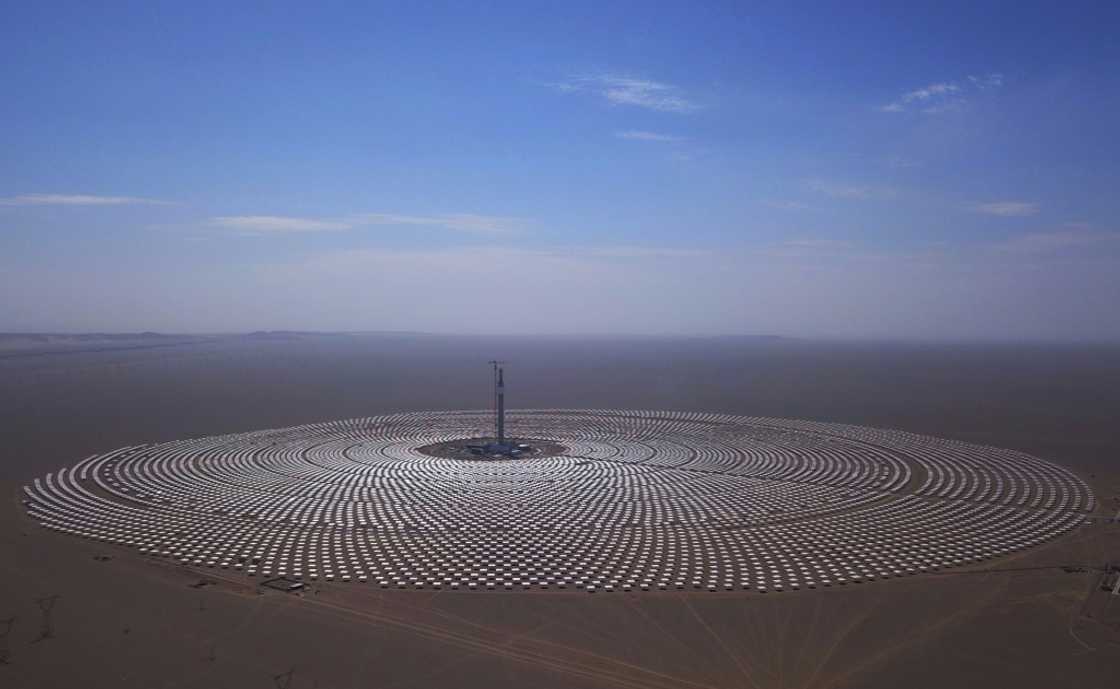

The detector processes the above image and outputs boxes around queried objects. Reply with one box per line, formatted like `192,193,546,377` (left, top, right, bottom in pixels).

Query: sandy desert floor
1,334,1118,688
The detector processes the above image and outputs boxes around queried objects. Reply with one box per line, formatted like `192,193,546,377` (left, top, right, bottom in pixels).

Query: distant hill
0,330,796,359
0,332,214,356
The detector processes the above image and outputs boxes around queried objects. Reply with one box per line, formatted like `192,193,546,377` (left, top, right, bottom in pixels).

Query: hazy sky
2,2,1119,339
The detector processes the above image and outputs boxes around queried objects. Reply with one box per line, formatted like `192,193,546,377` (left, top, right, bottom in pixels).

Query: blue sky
2,2,1119,339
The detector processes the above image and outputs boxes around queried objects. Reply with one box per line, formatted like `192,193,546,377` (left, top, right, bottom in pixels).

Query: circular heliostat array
23,410,1094,593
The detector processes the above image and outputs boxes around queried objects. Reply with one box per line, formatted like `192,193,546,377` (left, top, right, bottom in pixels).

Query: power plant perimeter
22,365,1095,593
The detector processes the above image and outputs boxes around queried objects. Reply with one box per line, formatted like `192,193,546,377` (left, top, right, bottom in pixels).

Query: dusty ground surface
1,333,1118,688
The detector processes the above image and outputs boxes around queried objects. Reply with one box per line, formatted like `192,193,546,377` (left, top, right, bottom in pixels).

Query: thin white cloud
973,201,1039,217
0,193,171,206
807,179,893,201
968,73,1004,89
886,155,922,169
919,100,966,115
210,216,353,233
880,73,1002,114
764,200,810,211
992,229,1120,254
771,228,1118,260
552,74,700,113
761,238,861,259
615,130,683,142
903,82,960,102
782,239,855,250
878,82,961,113
354,213,526,235
211,213,527,236
582,246,708,258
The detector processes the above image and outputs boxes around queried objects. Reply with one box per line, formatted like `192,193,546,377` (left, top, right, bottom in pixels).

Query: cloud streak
210,216,353,233
582,246,708,258
0,193,171,206
353,213,526,235
807,179,893,201
973,201,1039,217
764,200,810,211
879,73,1002,114
209,213,528,236
615,130,683,142
552,74,700,113
992,229,1120,254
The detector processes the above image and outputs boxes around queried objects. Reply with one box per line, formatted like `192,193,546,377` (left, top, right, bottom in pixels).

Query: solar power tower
488,360,506,443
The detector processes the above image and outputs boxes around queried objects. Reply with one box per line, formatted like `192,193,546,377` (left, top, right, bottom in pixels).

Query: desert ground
1,333,1118,688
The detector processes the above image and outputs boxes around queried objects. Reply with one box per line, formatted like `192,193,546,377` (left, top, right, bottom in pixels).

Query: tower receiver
466,361,527,458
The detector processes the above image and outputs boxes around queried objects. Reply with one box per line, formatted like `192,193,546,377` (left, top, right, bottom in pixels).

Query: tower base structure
418,435,566,461
466,439,530,457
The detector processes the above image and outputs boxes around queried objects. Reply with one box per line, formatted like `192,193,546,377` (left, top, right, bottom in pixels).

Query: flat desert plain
1,333,1118,688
